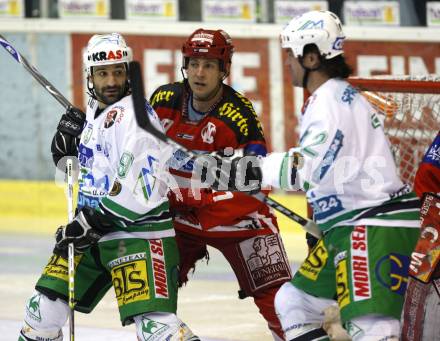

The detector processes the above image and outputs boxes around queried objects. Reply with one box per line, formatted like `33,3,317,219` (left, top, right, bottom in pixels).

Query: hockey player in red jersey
149,28,291,340
401,130,440,340
414,130,440,196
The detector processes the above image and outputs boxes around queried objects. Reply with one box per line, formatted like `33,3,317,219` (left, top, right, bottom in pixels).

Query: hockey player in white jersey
19,33,198,341
212,11,421,341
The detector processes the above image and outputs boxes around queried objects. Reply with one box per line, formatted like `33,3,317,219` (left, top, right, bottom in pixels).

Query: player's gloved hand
58,106,86,136
51,106,86,166
306,232,319,253
54,206,112,255
238,152,263,194
195,148,262,194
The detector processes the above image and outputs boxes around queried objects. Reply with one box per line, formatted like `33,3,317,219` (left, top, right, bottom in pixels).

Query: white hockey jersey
77,95,175,239
262,78,420,232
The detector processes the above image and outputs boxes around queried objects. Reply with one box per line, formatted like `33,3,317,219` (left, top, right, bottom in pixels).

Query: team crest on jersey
201,122,216,144
104,110,118,128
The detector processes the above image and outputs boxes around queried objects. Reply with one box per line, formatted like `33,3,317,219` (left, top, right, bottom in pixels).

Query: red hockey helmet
182,28,234,72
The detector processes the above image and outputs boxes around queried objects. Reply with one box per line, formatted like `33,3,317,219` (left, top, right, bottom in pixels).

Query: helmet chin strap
86,78,99,101
299,56,322,89
180,67,186,81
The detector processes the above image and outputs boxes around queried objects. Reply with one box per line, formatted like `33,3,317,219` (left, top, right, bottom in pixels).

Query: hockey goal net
349,75,440,187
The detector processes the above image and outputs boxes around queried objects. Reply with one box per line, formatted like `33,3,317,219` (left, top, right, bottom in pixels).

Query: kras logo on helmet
90,49,126,62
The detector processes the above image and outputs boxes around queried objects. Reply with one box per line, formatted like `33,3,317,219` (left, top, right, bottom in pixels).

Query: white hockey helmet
83,33,132,76
280,10,345,60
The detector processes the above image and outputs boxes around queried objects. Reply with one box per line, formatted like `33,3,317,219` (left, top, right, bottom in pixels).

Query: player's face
285,49,304,87
91,63,127,106
186,58,224,101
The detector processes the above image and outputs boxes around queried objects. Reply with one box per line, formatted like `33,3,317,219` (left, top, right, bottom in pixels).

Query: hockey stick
129,61,322,238
66,159,75,341
0,34,71,109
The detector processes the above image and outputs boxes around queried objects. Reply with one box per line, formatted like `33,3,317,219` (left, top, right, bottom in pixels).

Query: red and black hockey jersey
150,81,278,238
414,130,440,197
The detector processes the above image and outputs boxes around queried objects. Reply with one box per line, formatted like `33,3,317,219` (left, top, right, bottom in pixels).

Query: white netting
351,75,440,186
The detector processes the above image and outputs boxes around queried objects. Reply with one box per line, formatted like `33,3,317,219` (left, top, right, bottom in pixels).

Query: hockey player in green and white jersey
212,11,420,341
18,33,198,341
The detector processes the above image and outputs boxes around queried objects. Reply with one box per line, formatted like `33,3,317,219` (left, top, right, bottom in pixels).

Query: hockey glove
51,106,85,166
306,232,319,253
54,206,113,255
58,106,86,136
195,149,262,194
229,153,262,194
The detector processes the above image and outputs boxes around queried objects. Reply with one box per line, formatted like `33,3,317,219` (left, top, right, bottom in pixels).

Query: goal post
348,75,440,187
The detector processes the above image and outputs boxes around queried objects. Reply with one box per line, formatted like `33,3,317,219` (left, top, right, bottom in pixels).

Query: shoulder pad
214,86,265,140
150,82,183,108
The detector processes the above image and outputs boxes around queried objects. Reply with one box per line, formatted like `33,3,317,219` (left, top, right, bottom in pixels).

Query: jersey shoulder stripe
214,85,265,142
100,197,170,222
319,193,420,231
150,82,184,108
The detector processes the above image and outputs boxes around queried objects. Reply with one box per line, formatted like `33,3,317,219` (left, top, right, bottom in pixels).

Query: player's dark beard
95,85,126,105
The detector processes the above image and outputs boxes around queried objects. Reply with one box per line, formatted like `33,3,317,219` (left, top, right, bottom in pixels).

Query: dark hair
303,44,353,79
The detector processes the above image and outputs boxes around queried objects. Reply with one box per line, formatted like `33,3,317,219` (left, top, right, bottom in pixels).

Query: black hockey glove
51,133,80,166
54,206,113,255
195,149,262,194
51,106,86,166
306,232,319,252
